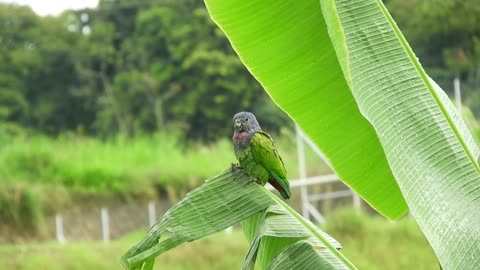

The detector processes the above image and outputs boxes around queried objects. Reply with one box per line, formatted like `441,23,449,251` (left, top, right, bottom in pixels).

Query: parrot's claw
248,178,261,184
230,163,241,172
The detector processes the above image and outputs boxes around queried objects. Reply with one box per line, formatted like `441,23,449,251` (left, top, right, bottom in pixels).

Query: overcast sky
0,0,99,16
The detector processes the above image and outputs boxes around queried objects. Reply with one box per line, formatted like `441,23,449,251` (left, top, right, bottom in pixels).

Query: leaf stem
261,187,358,270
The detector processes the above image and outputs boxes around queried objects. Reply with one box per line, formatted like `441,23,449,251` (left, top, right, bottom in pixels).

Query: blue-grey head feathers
233,111,261,133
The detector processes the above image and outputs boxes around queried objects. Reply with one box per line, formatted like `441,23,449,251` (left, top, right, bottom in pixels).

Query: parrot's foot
230,163,239,172
248,177,261,184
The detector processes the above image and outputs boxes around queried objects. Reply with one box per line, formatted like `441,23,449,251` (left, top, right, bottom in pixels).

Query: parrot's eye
245,118,249,121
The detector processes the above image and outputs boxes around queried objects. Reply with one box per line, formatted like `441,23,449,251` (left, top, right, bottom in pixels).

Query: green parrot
232,111,291,199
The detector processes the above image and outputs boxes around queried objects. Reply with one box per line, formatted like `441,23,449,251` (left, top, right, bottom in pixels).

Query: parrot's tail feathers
268,179,291,200
279,189,291,200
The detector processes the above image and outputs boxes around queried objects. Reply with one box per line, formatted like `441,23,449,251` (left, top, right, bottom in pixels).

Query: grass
0,130,328,195
0,133,233,194
0,209,438,270
0,232,248,270
323,209,438,270
0,129,330,238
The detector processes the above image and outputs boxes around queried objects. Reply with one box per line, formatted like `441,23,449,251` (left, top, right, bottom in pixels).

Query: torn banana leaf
241,205,345,270
121,168,275,270
121,167,358,270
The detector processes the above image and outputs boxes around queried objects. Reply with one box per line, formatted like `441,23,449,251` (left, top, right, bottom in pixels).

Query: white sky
0,0,99,16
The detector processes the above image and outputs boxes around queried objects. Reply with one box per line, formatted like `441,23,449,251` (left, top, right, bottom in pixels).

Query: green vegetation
325,209,437,270
0,130,328,193
1,132,232,193
0,232,248,270
0,209,438,270
0,129,330,239
0,1,290,140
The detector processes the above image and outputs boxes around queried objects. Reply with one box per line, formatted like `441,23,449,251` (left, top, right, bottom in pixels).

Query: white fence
51,199,172,243
266,125,361,224
52,126,362,243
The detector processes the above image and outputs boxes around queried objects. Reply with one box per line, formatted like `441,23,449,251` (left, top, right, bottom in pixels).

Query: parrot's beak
234,120,244,131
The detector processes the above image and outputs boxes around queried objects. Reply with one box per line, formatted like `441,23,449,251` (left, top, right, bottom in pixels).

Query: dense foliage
0,0,478,140
0,0,290,140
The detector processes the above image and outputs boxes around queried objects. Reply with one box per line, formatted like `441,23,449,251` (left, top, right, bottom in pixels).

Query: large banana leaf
121,168,356,270
203,0,407,220
204,0,480,268
322,1,480,268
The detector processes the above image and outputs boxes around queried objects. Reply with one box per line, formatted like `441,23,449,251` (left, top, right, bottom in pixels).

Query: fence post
296,125,309,220
454,76,461,112
225,226,233,234
353,194,361,212
148,201,156,227
101,207,110,243
55,214,65,244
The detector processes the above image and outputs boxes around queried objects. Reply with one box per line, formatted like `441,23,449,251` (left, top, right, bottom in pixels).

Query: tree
0,4,94,133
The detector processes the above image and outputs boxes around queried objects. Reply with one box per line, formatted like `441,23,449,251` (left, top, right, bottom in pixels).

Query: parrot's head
233,111,260,134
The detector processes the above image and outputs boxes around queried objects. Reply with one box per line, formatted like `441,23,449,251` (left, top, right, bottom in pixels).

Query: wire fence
47,199,172,243
46,179,362,244
45,127,366,244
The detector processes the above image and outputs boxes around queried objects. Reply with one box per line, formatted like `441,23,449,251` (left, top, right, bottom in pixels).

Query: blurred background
0,0,478,269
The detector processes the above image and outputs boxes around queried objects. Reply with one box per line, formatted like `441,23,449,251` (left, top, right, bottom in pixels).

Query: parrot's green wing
250,131,291,199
